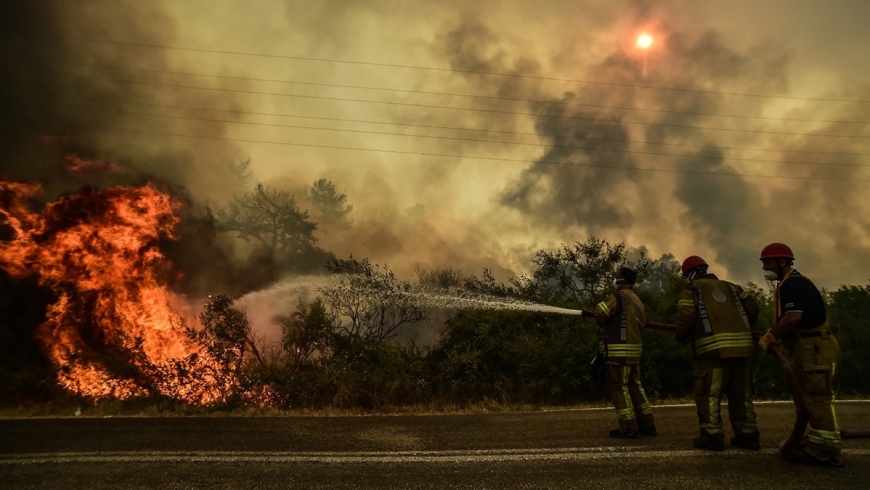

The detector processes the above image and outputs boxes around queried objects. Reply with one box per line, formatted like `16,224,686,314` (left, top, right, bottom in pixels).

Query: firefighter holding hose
758,243,843,467
675,256,761,452
581,266,657,438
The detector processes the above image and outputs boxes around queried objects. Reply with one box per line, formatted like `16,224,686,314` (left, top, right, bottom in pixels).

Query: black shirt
778,270,827,329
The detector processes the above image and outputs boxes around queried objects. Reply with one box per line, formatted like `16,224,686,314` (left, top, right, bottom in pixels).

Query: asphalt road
2,401,870,489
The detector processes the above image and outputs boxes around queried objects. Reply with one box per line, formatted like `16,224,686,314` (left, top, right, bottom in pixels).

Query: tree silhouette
308,178,353,230
321,257,427,343
512,236,652,307
215,184,318,265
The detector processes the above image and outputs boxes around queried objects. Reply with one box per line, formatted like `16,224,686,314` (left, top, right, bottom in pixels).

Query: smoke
0,1,246,201
234,275,334,346
499,99,639,231
657,28,870,284
3,0,869,294
450,3,868,286
672,146,765,280
0,1,269,296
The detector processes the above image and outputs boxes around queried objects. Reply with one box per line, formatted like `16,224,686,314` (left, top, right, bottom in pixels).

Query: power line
118,110,869,169
96,98,870,157
53,60,870,125
57,73,870,140
61,36,870,103
83,125,870,182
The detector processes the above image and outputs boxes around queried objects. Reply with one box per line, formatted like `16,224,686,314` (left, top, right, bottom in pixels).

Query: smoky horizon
2,0,869,294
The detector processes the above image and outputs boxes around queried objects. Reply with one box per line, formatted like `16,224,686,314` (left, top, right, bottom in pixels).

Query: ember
63,154,122,175
0,180,232,404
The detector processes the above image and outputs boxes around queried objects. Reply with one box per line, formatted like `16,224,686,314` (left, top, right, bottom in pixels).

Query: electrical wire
117,110,869,169
83,125,870,182
60,36,870,103
52,60,870,125
93,98,869,157
57,73,870,140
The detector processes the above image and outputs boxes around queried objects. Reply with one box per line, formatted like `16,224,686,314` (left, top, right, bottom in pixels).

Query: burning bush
0,180,235,404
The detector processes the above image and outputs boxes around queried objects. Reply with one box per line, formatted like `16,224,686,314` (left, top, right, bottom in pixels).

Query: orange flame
0,180,233,404
63,154,122,175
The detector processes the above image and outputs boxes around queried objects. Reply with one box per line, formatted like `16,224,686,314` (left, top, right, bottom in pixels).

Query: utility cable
94,98,869,157
82,125,870,182
57,73,870,140
60,36,870,104
118,110,870,169
53,60,870,125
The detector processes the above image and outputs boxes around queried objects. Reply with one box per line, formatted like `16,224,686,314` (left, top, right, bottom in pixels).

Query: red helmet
681,255,708,276
759,243,794,261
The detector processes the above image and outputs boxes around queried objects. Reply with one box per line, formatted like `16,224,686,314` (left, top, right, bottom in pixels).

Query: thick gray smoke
3,0,869,293
672,146,764,280
0,1,244,202
0,1,260,295
477,10,868,286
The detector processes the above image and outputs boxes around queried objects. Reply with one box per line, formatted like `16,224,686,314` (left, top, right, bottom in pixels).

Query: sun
637,33,653,49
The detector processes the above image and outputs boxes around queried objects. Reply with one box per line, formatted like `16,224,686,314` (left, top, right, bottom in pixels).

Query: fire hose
643,321,870,446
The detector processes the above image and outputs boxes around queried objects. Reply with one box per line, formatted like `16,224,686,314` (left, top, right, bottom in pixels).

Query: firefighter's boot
692,434,724,451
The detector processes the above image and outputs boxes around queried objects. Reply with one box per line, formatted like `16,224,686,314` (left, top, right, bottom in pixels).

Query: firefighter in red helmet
581,267,657,438
675,256,761,451
759,243,843,467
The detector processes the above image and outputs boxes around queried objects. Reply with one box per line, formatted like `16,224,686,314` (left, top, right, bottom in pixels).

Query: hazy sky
2,0,869,289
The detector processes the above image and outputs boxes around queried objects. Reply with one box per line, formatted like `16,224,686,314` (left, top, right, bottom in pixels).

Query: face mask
763,270,779,281
613,278,624,287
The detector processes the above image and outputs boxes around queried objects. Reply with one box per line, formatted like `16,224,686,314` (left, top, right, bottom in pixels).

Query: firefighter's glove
580,309,594,318
758,330,778,350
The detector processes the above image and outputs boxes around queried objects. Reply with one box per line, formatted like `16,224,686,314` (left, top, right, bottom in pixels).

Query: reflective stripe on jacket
675,274,759,359
595,286,645,365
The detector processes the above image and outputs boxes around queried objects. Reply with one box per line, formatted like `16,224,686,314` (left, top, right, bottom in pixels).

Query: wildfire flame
63,154,122,175
0,180,232,404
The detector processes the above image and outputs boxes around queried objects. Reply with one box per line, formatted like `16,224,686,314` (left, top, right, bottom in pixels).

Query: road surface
2,401,869,489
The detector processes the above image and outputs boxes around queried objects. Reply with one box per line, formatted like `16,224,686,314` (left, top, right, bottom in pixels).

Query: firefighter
582,266,657,438
675,256,761,451
758,243,843,467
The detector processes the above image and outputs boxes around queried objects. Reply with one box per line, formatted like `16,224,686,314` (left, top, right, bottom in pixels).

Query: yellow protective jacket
675,274,759,359
594,285,645,365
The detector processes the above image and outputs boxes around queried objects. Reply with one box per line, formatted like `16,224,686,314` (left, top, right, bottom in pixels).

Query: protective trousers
784,333,842,461
692,357,759,445
607,362,655,434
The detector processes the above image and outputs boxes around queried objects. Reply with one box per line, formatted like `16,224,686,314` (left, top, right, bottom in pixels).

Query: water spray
410,290,588,317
